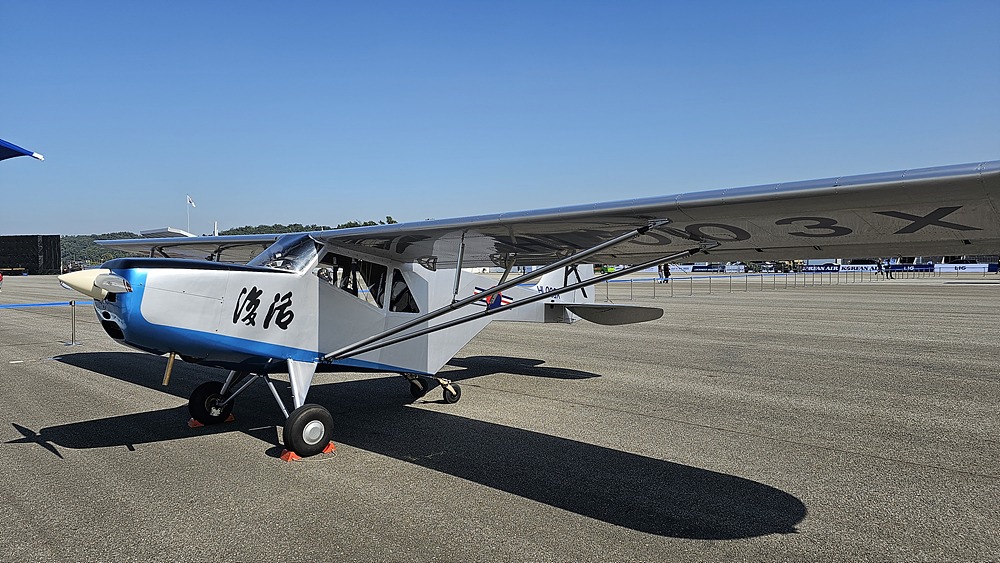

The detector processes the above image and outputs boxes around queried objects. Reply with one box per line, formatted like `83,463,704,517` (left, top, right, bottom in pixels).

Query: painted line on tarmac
8,356,61,365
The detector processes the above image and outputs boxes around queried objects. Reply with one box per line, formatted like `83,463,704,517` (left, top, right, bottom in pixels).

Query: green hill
60,217,398,265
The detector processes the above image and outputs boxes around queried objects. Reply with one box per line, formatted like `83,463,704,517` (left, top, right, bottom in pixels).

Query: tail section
484,265,597,324
495,264,663,326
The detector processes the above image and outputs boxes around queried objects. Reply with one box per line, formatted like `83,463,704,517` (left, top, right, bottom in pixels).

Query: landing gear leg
279,360,335,460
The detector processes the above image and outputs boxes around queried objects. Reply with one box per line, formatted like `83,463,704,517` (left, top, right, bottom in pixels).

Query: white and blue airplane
59,160,1000,459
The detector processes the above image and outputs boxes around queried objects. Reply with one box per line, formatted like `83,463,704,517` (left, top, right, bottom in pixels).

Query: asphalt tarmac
1,274,997,562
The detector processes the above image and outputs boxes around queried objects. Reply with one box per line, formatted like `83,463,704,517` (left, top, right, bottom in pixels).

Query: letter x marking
874,206,981,234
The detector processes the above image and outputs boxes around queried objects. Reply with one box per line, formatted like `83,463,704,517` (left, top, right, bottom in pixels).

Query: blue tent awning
0,138,44,162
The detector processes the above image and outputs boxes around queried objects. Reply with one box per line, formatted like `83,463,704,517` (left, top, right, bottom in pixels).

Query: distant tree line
218,217,396,236
60,231,141,265
60,217,399,265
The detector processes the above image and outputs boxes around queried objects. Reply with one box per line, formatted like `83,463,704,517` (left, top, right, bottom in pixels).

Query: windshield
248,234,320,272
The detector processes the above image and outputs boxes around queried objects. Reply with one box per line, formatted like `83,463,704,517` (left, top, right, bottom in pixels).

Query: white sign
935,263,991,273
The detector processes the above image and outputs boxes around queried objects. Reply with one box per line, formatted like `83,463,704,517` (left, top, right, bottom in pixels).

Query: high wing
99,160,1000,265
98,233,282,263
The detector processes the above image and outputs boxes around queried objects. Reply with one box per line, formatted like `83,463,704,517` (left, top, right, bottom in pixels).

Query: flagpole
186,195,197,234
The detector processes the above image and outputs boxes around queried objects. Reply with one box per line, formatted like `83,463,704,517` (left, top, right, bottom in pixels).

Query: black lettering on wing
874,206,981,234
775,217,852,237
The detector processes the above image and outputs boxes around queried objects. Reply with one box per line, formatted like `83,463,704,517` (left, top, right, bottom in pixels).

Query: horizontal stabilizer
565,304,663,325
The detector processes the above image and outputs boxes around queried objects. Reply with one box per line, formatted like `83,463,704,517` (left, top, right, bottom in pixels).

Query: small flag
186,195,196,208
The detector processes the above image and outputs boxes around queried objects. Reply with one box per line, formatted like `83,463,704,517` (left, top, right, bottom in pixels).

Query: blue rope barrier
0,301,94,310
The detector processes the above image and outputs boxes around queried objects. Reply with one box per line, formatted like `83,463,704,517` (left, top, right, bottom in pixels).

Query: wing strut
327,244,705,362
451,232,466,303
324,221,668,362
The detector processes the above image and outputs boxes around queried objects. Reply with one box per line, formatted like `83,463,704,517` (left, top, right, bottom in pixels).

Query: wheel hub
302,420,326,445
208,398,223,417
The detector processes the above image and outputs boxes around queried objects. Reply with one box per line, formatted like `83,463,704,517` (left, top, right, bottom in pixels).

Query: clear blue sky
2,1,998,235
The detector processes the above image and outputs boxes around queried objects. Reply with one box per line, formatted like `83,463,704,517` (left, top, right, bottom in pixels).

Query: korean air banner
803,264,995,273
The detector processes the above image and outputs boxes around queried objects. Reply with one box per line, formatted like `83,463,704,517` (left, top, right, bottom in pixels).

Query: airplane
58,160,1000,459
0,137,44,162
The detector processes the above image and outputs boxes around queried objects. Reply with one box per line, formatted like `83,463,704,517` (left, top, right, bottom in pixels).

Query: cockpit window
316,251,387,308
389,269,420,313
248,234,320,272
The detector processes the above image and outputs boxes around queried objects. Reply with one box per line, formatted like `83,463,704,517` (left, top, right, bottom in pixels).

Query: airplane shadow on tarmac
443,356,600,380
12,351,806,540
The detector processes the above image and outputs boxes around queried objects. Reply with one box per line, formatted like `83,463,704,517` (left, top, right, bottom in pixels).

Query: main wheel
409,377,429,399
188,381,234,425
283,404,334,457
443,383,462,404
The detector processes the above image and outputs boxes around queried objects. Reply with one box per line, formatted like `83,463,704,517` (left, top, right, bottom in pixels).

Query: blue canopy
0,138,44,162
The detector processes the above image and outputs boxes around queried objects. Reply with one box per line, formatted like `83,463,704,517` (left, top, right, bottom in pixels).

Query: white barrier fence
600,267,995,301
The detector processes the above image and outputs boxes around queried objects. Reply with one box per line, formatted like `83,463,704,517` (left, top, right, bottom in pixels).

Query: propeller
58,269,131,300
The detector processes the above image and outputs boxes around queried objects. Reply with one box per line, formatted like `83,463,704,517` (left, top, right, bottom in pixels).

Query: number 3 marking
775,217,853,237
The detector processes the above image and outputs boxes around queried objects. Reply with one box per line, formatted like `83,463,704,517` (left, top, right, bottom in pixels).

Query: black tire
188,381,234,425
283,404,334,457
409,377,429,399
443,383,462,404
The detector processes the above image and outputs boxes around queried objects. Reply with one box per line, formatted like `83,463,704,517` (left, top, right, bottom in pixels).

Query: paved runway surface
1,274,997,561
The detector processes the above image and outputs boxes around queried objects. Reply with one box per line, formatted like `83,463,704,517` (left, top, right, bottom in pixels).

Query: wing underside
98,161,1000,266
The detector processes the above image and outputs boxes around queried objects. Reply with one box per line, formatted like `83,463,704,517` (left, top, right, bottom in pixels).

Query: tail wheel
283,404,334,457
443,383,462,404
188,381,234,425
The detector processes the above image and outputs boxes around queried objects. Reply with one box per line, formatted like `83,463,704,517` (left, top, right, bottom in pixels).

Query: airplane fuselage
91,254,531,376
96,258,317,372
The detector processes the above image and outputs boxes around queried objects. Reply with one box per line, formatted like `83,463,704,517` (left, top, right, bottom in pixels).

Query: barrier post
689,276,693,296
68,300,77,346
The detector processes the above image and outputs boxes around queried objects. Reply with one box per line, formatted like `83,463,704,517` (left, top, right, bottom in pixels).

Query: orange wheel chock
187,414,235,429
279,442,335,462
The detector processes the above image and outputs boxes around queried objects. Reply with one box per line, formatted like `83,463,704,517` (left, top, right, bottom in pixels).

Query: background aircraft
0,138,44,163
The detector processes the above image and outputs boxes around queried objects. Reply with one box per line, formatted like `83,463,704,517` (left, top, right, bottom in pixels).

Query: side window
317,252,388,308
358,261,388,308
389,269,420,313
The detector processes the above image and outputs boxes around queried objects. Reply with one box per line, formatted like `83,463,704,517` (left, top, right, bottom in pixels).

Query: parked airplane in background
0,137,44,162
59,160,1000,459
